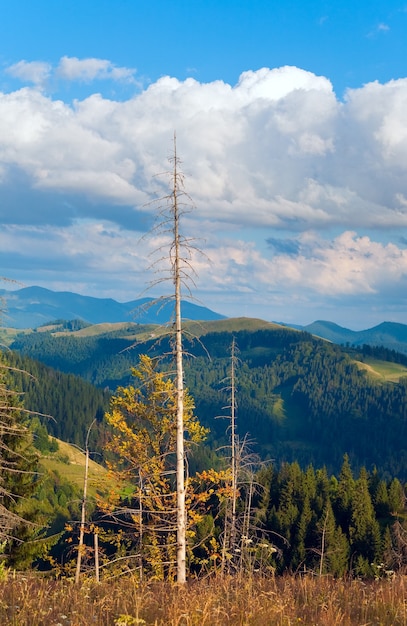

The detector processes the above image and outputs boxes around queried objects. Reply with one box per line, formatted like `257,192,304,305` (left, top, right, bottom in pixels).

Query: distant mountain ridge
0,286,226,329
2,287,407,355
302,320,407,355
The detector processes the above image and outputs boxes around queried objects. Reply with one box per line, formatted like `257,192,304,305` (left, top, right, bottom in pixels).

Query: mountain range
0,286,225,329
1,286,407,354
300,320,407,354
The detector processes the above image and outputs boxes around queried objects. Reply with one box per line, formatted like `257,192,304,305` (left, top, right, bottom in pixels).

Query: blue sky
2,1,405,98
1,0,407,328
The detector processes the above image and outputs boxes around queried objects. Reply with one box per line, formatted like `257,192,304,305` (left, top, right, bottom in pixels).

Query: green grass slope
355,357,407,382
40,438,113,499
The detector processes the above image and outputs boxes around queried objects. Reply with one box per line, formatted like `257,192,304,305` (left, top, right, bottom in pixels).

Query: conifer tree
349,467,382,576
317,499,349,576
388,478,405,515
0,351,40,554
334,454,355,532
294,492,312,569
372,479,390,518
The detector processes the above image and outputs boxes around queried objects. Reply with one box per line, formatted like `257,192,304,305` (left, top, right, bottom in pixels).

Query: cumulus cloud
56,56,136,83
0,65,406,235
6,60,52,85
266,232,407,296
235,66,333,102
1,64,407,324
5,56,137,88
0,221,150,295
201,231,407,303
0,65,373,231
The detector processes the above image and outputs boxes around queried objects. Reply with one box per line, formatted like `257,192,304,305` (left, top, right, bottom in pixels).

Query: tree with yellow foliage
102,354,210,579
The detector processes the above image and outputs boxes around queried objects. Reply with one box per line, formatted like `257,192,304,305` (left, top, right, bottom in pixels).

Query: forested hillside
3,322,407,580
5,351,110,452
8,320,407,479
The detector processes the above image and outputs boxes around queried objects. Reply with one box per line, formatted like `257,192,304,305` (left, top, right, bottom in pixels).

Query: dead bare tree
143,133,201,583
219,337,239,572
217,339,277,575
172,136,187,583
229,337,238,553
75,419,96,584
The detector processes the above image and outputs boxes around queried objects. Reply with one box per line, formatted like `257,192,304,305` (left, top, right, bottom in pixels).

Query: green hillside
4,350,110,454
40,438,113,499
4,319,407,579
356,357,407,382
6,318,407,479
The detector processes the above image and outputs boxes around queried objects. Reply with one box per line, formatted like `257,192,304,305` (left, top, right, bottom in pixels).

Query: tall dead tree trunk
143,133,198,582
230,337,237,556
221,337,239,573
75,419,95,584
172,136,187,584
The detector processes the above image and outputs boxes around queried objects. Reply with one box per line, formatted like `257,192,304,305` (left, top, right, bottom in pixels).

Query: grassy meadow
356,357,407,382
1,573,407,625
40,438,113,499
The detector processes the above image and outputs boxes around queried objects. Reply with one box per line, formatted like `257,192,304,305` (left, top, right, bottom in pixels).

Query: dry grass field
1,573,407,625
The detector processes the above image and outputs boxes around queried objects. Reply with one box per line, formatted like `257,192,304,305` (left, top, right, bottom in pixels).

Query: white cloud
195,231,407,319
235,66,333,102
267,232,407,296
1,65,407,233
5,56,137,88
1,65,407,324
56,56,136,83
6,60,51,85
